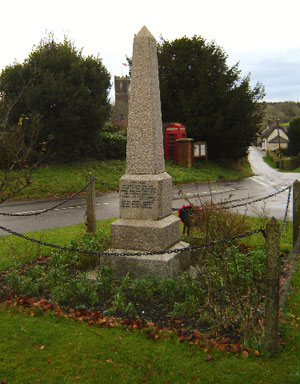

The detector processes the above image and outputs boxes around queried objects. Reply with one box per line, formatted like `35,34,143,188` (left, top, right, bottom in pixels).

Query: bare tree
0,78,45,204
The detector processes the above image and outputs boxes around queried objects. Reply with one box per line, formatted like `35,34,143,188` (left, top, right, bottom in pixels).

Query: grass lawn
263,155,277,169
2,158,253,201
0,296,299,384
0,217,299,383
0,218,114,271
0,253,299,383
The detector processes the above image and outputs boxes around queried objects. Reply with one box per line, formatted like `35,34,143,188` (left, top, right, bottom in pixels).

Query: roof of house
268,135,289,144
261,122,289,140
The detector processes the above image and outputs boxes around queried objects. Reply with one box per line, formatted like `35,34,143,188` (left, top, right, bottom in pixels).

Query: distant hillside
262,101,300,126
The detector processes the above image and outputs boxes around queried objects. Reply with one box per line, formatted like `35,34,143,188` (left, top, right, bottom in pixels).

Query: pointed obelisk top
136,26,155,39
126,26,165,175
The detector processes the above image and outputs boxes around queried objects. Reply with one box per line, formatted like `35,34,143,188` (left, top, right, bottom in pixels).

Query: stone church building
112,76,130,129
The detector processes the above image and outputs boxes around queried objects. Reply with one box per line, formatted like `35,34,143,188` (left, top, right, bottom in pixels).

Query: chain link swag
0,224,264,257
0,180,93,217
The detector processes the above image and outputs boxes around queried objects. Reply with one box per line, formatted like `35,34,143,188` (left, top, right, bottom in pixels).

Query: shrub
99,123,127,159
2,212,267,341
128,277,157,303
184,200,266,335
190,241,265,335
279,157,293,170
288,117,300,155
0,35,111,163
49,230,110,271
6,265,47,298
95,265,115,296
50,273,99,308
188,200,251,244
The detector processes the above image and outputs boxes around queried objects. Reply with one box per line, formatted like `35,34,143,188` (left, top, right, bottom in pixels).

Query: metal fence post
86,173,96,233
293,180,300,247
263,217,280,353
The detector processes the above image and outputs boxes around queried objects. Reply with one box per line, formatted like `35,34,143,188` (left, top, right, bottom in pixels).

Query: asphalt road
0,147,299,236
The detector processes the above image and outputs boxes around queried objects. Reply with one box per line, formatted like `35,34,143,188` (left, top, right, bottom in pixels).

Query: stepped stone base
87,241,190,279
111,214,180,252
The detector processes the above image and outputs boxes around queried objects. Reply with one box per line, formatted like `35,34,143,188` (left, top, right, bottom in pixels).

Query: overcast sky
1,0,300,102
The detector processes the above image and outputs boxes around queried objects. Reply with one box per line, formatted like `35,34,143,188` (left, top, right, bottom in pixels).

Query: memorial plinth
89,242,190,280
108,26,190,277
119,173,172,220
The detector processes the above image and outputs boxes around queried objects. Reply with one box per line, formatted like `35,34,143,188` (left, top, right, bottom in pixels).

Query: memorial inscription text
121,182,157,209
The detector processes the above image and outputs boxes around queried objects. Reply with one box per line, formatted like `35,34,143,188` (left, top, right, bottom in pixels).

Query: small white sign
200,144,206,156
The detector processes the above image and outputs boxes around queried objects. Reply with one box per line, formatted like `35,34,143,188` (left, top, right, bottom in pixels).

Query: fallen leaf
193,329,203,339
146,330,157,341
147,321,155,327
54,305,62,315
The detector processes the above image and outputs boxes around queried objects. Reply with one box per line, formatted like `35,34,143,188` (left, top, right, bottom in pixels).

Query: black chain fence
0,223,264,257
172,184,292,234
93,176,119,193
172,184,291,211
0,180,93,217
280,186,292,235
0,177,292,218
223,185,291,210
0,176,118,218
0,179,293,257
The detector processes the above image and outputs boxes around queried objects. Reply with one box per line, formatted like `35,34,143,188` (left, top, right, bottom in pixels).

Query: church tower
112,76,130,129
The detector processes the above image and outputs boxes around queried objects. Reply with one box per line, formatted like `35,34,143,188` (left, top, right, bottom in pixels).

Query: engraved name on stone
120,182,157,209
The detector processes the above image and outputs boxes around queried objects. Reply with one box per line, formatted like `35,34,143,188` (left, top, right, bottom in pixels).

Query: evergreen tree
287,117,300,155
158,36,265,160
0,35,111,162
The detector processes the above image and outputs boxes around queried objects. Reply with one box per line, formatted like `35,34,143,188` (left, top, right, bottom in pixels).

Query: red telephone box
164,123,187,163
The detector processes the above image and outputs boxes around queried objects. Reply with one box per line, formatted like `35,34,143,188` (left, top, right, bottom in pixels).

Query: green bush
49,230,110,271
99,123,127,159
279,157,293,170
6,265,47,298
50,273,99,308
0,35,111,163
275,152,300,170
190,244,265,335
2,217,268,342
288,117,300,155
95,265,115,296
267,151,279,167
128,277,157,302
293,152,300,168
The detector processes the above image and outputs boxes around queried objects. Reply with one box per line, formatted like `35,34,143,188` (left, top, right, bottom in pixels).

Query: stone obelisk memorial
110,26,190,277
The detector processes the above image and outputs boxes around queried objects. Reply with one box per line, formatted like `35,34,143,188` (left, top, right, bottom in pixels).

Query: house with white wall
261,120,289,151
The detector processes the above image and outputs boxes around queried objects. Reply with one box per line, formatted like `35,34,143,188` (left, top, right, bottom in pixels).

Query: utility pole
276,119,281,151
